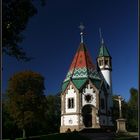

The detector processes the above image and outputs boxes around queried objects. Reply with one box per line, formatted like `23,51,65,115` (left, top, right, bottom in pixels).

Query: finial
79,23,85,43
99,27,104,44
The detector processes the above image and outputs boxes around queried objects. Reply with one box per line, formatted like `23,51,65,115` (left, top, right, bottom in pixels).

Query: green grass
113,132,138,140
114,136,138,140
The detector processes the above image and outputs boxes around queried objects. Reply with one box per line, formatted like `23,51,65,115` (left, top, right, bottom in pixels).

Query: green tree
2,0,46,61
6,71,46,138
127,88,138,131
2,100,23,139
112,88,138,132
44,94,61,134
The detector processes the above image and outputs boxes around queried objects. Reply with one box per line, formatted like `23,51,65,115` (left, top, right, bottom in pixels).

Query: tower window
68,98,74,109
101,98,105,109
105,60,108,65
99,60,103,66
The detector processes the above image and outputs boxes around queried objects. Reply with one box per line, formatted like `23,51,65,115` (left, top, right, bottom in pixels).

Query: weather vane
79,23,85,43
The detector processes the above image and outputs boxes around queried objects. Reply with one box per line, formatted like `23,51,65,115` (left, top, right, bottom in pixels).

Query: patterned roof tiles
64,43,96,82
61,42,102,92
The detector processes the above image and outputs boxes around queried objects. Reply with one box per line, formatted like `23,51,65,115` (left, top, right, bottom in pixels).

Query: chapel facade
60,28,114,133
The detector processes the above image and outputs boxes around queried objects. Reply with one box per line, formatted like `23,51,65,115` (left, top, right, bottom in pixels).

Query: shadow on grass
14,132,138,140
15,132,90,140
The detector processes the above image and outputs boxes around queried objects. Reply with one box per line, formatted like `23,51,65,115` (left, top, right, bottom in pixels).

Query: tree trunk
22,129,26,138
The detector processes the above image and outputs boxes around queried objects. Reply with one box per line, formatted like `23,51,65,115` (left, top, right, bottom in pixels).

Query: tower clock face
84,94,93,103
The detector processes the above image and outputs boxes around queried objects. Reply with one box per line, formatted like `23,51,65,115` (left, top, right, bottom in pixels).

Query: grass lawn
114,136,138,140
113,132,139,140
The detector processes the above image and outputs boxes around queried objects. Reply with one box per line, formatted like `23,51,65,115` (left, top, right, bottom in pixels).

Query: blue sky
2,0,138,101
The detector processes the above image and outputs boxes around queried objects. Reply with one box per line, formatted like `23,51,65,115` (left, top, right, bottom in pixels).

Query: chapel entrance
82,105,92,127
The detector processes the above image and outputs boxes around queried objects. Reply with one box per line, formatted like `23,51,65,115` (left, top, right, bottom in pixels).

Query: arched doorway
82,105,92,127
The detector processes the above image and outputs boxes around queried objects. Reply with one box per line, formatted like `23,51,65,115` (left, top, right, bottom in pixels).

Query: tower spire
99,28,104,44
79,23,85,43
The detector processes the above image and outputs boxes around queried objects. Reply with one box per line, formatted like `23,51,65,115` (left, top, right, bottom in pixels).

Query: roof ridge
70,43,82,78
83,44,89,78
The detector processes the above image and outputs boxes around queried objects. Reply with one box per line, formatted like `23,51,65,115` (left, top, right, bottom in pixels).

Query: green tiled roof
61,78,102,92
61,79,87,92
91,79,102,89
72,79,87,89
62,81,69,92
98,44,111,57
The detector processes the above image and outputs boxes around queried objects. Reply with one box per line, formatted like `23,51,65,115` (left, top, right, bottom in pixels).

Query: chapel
60,26,114,133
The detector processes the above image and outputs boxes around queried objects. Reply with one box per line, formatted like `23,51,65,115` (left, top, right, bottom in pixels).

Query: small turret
97,36,112,87
97,38,112,71
97,31,113,127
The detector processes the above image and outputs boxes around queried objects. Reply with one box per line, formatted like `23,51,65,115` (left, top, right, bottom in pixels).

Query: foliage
6,71,46,137
44,93,61,134
2,0,46,61
126,88,138,132
2,102,22,139
112,88,138,132
128,88,138,108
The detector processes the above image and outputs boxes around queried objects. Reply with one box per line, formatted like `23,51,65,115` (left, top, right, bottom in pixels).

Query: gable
62,81,69,92
61,80,78,94
72,79,87,89
61,78,88,92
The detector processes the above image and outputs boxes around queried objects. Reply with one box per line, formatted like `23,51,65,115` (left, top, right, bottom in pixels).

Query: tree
2,101,21,139
127,88,138,131
6,71,46,138
112,88,138,132
2,0,46,61
44,94,61,134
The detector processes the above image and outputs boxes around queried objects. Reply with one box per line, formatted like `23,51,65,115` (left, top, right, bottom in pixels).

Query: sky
2,0,138,101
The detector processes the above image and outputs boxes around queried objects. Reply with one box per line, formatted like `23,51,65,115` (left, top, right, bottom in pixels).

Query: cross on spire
79,23,85,43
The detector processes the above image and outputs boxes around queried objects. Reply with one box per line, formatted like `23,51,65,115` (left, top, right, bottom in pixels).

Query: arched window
99,59,103,66
68,98,74,108
105,59,108,65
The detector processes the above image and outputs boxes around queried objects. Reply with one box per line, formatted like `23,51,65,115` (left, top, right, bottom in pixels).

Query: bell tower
97,38,112,88
97,34,113,126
